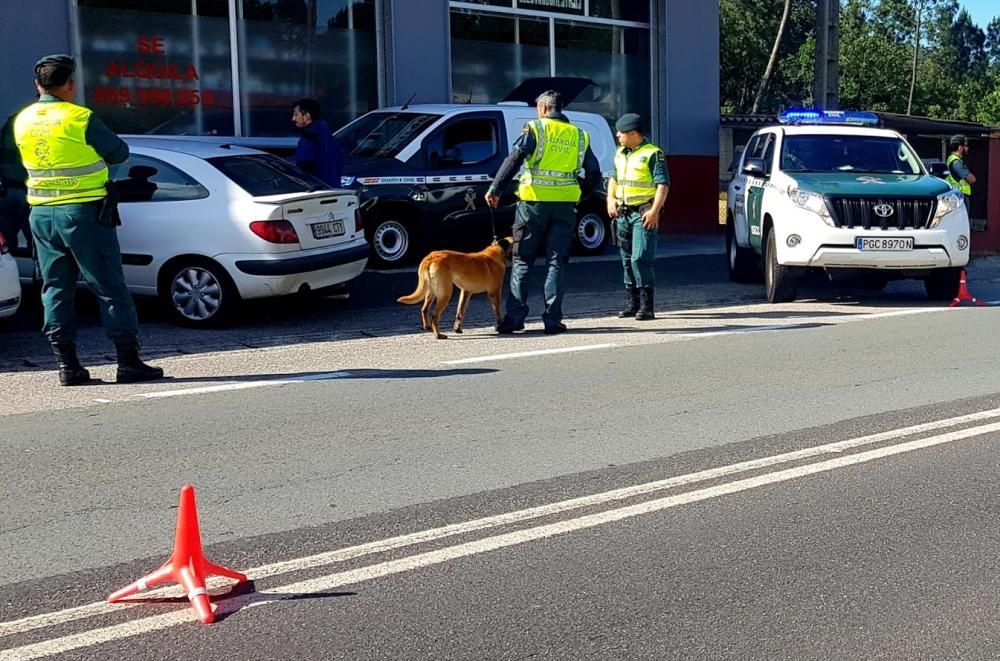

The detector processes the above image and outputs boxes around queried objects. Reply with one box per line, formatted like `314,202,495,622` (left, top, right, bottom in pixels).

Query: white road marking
442,343,617,365
3,418,998,659
134,372,352,399
4,405,1000,645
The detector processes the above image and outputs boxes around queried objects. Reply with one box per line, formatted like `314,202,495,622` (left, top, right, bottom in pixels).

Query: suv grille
827,197,937,230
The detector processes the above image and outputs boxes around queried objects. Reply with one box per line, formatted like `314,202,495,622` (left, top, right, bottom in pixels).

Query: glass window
237,0,378,137
423,118,500,168
588,0,649,22
335,112,441,159
209,153,328,196
781,135,923,175
110,154,209,202
77,0,234,135
553,21,650,123
451,10,550,104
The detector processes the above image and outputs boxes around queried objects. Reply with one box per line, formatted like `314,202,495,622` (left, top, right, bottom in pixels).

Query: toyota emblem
873,203,894,218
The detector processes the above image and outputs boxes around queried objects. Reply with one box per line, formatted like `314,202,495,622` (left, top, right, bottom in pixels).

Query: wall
381,0,451,106
0,0,72,120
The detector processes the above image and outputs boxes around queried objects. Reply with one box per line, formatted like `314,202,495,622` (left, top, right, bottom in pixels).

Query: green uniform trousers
29,201,138,345
505,200,575,329
616,209,658,288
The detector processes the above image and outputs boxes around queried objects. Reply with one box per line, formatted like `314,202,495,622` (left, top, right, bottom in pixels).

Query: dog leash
488,205,499,244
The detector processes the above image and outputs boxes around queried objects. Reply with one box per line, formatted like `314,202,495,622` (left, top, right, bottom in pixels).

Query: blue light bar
778,110,879,126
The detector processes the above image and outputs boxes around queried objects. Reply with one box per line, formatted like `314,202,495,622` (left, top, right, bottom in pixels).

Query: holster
96,181,122,227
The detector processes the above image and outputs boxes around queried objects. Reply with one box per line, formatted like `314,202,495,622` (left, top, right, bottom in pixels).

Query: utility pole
814,0,840,110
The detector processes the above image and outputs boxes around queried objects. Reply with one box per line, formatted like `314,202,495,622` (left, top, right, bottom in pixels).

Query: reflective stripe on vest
517,118,588,203
945,153,972,196
613,143,660,206
14,101,109,206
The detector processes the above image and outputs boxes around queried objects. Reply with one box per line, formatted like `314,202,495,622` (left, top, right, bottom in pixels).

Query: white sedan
15,138,369,326
0,231,20,319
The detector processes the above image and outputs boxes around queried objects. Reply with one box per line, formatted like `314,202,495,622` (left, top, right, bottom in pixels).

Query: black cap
615,113,644,133
34,54,75,76
950,134,968,148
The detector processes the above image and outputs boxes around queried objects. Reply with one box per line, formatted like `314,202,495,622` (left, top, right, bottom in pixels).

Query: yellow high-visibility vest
517,118,588,203
613,143,660,205
945,153,972,196
14,101,108,206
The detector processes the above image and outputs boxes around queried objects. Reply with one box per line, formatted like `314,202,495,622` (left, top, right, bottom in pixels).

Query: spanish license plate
311,220,345,240
856,237,913,251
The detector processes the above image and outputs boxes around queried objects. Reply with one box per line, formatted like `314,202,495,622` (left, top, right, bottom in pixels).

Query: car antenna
399,92,417,110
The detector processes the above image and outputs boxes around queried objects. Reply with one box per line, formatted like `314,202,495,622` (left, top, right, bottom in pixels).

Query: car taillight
0,232,7,255
249,220,299,244
354,208,363,233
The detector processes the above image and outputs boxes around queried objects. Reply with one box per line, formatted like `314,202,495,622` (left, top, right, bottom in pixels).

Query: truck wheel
369,218,415,268
726,213,759,283
764,229,798,303
924,267,961,301
573,208,610,256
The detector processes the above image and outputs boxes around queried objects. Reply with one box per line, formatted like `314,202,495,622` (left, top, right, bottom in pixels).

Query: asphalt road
4,249,1000,659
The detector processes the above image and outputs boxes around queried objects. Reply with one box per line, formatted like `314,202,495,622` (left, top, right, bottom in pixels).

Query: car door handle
733,186,742,191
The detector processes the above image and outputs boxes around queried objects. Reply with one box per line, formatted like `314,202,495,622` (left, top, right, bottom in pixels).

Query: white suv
726,111,970,303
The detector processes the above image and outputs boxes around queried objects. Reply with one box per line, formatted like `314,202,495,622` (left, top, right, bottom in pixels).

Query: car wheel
764,228,798,303
726,213,759,283
924,267,961,301
160,259,238,327
369,218,414,267
573,209,609,256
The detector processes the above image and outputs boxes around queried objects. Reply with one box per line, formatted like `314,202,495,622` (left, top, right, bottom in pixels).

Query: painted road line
442,343,617,365
134,371,352,399
4,420,999,659
5,405,1000,641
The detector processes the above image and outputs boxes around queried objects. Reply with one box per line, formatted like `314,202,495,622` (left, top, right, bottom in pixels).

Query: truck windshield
335,112,440,159
781,135,924,175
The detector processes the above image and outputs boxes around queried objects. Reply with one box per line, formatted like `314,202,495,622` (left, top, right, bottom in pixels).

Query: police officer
13,54,163,386
945,134,976,214
484,90,601,335
607,113,669,320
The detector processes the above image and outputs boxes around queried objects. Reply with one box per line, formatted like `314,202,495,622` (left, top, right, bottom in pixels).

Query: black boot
115,342,164,384
51,343,92,387
635,287,655,321
618,287,640,318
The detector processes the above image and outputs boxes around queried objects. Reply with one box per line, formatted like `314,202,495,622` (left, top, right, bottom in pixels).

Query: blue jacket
295,119,344,188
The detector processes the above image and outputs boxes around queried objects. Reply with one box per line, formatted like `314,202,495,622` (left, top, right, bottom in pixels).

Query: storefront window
589,0,649,22
554,21,650,122
77,0,234,135
451,10,549,104
237,0,378,137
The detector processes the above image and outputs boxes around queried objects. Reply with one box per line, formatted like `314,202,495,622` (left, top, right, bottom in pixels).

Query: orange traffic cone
108,485,246,624
949,269,986,307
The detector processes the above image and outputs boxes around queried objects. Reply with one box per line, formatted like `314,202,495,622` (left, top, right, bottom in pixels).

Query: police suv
335,78,617,267
726,110,970,303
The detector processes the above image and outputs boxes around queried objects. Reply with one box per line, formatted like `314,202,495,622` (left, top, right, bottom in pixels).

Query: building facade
0,0,720,231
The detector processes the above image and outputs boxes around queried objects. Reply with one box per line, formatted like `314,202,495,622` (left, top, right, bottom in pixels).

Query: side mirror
743,157,767,177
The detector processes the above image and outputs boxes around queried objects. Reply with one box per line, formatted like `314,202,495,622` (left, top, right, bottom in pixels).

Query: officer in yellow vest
484,90,601,335
14,54,162,386
607,113,669,320
945,134,975,214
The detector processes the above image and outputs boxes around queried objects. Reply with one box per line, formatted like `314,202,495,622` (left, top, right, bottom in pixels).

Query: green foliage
721,0,1000,122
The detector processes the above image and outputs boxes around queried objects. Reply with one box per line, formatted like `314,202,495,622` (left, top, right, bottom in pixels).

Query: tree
752,0,793,113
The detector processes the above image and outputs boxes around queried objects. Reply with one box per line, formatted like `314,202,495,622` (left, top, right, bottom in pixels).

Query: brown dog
397,237,513,339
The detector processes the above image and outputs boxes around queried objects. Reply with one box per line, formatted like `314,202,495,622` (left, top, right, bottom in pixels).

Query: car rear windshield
781,135,924,175
335,112,440,158
208,154,328,196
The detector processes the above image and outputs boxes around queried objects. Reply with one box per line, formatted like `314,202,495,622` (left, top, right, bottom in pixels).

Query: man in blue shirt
292,99,344,188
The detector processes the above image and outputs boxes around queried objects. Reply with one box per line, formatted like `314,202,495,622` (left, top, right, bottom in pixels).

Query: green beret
34,54,75,75
615,113,644,133
949,134,968,148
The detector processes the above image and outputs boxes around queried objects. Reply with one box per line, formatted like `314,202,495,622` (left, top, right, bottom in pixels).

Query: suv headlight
787,187,834,226
929,189,964,228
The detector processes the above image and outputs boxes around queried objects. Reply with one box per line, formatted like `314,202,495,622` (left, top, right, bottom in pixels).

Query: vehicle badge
328,211,337,221
873,203,894,218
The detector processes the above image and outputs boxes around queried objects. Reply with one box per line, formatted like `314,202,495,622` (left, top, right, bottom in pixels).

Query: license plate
311,220,345,240
856,237,913,251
